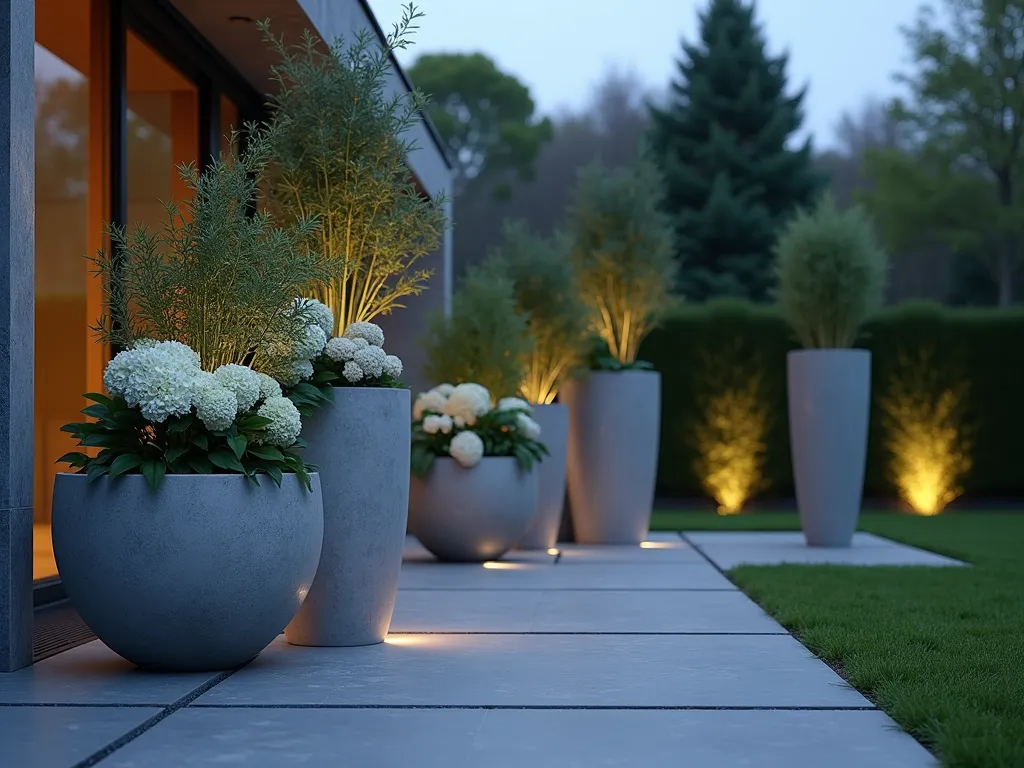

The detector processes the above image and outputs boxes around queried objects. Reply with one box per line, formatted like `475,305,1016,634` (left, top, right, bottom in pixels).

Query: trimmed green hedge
640,299,1024,500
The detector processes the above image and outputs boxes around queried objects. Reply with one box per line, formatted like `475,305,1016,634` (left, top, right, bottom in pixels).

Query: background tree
408,52,553,197
860,0,1024,306
648,0,821,302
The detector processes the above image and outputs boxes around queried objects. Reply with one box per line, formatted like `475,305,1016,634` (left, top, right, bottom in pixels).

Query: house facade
1,0,452,672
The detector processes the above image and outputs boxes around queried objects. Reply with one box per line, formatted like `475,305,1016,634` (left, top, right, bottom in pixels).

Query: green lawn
651,510,1024,768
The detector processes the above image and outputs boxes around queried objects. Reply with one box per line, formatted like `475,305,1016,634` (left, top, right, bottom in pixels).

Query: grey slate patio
0,532,940,767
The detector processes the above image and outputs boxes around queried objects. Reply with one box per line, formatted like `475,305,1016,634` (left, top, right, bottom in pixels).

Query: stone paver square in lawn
103,708,935,768
0,705,163,768
195,634,868,708
389,588,785,634
0,641,224,705
398,561,736,590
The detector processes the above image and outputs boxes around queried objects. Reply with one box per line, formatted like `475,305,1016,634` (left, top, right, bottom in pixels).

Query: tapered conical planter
286,388,410,647
561,371,661,545
518,403,568,551
52,473,323,672
788,350,871,548
410,457,539,562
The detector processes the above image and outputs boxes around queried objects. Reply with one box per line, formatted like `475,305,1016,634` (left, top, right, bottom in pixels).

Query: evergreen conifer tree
649,0,821,301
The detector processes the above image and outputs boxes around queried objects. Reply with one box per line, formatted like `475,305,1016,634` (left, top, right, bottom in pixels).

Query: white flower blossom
414,390,447,420
432,383,455,397
279,359,315,387
498,397,532,414
443,383,491,427
257,396,303,447
343,321,385,347
213,364,261,413
516,413,542,440
257,373,282,401
351,337,370,351
324,336,359,363
453,415,466,428
422,414,453,435
342,361,363,383
291,297,335,336
383,354,403,379
448,430,484,468
353,345,386,379
294,323,328,360
191,372,238,432
103,342,201,423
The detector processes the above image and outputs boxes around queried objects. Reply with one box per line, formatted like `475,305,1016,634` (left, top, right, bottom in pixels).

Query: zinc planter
518,403,568,551
410,457,539,562
52,473,324,672
787,349,871,548
561,371,661,545
286,388,410,647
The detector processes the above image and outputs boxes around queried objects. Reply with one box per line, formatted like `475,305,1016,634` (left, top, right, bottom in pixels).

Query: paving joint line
384,631,789,636
185,703,879,711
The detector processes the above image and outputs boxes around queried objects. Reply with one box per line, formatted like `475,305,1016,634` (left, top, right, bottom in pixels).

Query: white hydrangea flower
291,297,335,336
353,345,386,379
294,323,328,360
414,390,447,420
443,383,492,427
498,397,532,414
432,383,455,397
257,396,303,447
516,413,542,440
383,354,403,379
351,337,370,351
279,359,315,387
257,372,282,401
342,361,363,383
191,372,238,432
104,341,201,423
213,364,261,413
422,414,453,435
324,336,359,363
448,430,484,468
343,321,385,347
453,415,466,428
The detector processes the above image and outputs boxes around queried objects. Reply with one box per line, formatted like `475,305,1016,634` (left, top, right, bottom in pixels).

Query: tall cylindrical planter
518,403,568,551
52,473,323,672
788,349,871,548
561,371,661,545
410,457,539,562
286,388,410,647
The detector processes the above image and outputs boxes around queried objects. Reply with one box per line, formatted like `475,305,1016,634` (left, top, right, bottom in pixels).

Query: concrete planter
286,388,410,647
52,472,323,672
518,403,568,551
787,349,871,548
410,457,539,562
561,371,661,545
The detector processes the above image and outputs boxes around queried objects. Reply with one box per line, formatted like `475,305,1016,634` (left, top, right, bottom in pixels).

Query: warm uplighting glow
383,635,429,646
693,368,770,515
881,352,972,516
639,541,677,549
547,548,560,556
482,561,528,570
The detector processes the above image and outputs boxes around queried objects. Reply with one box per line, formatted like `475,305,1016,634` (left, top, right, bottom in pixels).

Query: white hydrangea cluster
192,372,238,432
214,364,261,413
290,297,335,337
277,297,333,387
442,383,492,428
257,396,303,447
413,390,448,420
422,414,453,435
257,372,282,401
497,397,532,414
448,430,484,468
517,413,542,440
322,321,403,385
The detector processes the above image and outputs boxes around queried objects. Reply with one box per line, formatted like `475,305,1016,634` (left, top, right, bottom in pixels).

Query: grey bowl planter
410,457,539,562
52,472,323,672
518,403,568,551
286,388,410,647
561,371,661,545
788,349,871,548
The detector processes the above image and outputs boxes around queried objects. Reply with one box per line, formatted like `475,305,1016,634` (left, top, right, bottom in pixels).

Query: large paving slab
555,541,706,564
389,588,785,634
194,633,868,708
0,641,222,705
684,531,967,569
399,561,736,590
103,708,936,768
0,705,162,768
403,536,559,564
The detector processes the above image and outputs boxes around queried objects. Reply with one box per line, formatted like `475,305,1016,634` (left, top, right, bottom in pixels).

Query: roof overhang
169,0,452,199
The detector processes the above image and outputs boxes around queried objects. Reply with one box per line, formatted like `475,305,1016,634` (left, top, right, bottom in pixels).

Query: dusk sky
371,0,925,149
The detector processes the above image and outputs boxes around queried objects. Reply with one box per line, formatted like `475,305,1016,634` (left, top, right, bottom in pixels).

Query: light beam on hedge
880,350,972,516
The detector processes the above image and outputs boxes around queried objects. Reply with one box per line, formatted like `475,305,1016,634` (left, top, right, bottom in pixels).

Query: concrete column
0,0,35,673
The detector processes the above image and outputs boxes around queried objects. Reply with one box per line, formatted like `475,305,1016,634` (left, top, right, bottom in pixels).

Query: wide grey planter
52,473,323,672
410,457,538,562
788,349,871,548
518,403,568,551
561,371,661,545
286,388,410,647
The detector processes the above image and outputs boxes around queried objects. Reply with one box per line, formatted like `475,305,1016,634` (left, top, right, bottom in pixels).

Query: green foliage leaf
227,434,248,460
209,450,246,473
238,415,273,431
109,453,144,478
187,455,214,475
165,445,189,464
247,445,285,462
141,459,167,490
